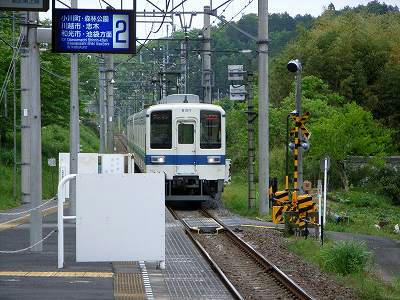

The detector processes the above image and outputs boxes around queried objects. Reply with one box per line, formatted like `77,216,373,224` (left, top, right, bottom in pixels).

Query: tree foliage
270,8,400,148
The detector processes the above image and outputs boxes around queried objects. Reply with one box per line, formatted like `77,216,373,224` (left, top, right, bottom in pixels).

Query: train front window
200,111,221,149
151,110,172,149
178,124,194,144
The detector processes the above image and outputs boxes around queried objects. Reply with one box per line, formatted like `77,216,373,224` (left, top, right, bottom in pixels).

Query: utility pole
203,5,212,103
105,54,114,152
28,11,42,251
20,12,30,205
258,0,269,215
98,55,106,153
69,0,79,216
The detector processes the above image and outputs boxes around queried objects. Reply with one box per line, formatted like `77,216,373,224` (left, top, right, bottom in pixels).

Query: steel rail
166,207,243,300
201,209,314,300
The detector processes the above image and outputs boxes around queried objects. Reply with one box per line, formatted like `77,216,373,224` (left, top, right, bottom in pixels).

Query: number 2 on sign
116,20,127,43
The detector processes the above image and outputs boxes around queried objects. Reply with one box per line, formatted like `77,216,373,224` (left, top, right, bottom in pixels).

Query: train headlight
207,156,221,164
151,156,166,164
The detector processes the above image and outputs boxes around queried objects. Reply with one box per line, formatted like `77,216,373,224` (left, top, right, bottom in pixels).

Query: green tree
309,102,393,190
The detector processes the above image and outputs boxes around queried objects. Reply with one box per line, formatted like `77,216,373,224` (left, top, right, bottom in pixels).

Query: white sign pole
318,179,322,239
323,158,328,224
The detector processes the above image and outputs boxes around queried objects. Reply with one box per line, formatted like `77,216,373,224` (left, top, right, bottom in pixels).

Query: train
126,94,230,202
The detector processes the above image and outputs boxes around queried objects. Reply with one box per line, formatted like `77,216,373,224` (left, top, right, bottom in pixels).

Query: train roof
147,103,225,113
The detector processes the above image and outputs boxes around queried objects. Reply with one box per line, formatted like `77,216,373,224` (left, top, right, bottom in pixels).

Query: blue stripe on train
145,155,225,165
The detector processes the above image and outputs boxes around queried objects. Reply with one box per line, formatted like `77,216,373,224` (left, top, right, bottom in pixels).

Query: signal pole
203,5,212,103
69,0,79,216
28,11,43,251
20,12,31,205
258,0,269,215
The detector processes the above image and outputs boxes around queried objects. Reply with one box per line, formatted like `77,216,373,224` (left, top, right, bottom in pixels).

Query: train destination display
52,9,135,54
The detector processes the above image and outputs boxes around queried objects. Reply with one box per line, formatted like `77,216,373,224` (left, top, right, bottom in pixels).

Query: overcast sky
41,0,399,39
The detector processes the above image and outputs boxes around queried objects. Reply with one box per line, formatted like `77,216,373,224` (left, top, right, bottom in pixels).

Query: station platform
0,203,233,299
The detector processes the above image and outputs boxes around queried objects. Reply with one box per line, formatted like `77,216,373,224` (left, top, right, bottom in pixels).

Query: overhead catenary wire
216,0,255,33
0,32,23,106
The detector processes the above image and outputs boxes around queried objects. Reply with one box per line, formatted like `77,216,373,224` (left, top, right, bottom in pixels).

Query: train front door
176,120,196,175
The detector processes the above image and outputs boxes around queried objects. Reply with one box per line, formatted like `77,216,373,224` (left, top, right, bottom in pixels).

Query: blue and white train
127,94,230,202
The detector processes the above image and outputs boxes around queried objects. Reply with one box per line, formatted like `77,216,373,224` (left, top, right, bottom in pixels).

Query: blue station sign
52,9,135,54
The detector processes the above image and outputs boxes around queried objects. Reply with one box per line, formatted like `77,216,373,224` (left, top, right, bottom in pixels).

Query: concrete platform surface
0,205,234,299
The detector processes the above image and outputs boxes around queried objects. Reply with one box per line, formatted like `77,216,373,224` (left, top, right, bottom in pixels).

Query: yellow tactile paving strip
114,273,146,300
0,271,113,278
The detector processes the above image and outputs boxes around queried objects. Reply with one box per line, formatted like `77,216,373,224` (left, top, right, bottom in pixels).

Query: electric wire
217,0,255,32
0,32,23,106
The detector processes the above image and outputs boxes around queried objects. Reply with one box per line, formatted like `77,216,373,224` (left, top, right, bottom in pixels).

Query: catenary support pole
258,0,269,215
12,12,17,200
105,54,114,152
203,5,212,103
28,11,43,251
247,72,256,209
180,41,187,93
20,12,31,205
69,0,79,216
98,55,106,153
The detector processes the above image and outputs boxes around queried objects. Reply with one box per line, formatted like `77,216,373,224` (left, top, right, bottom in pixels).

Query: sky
40,0,400,40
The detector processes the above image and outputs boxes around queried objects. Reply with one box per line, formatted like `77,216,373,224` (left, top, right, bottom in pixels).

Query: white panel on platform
78,153,99,174
75,173,165,262
101,154,125,174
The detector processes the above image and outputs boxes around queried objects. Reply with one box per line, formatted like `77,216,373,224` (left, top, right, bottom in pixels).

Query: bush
320,240,371,275
0,149,14,166
372,167,400,205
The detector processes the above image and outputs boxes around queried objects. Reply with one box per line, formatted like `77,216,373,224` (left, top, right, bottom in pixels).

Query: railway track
169,207,314,300
114,134,129,153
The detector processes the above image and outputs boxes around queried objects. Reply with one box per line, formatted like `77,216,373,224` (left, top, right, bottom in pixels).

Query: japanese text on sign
53,9,135,54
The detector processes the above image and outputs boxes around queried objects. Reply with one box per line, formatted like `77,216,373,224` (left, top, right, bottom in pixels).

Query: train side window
151,110,172,149
178,124,194,144
200,110,221,149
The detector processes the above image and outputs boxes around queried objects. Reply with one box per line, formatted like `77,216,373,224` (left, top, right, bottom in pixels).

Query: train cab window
178,124,194,144
200,111,221,149
151,110,172,149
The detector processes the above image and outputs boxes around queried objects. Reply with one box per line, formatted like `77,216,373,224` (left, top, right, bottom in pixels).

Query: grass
288,238,400,299
0,124,99,210
326,189,400,240
222,175,271,220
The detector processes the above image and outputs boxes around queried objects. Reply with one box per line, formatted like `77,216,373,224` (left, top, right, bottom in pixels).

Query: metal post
203,5,212,103
258,0,269,215
318,179,322,240
180,41,187,93
295,70,303,193
69,0,79,216
323,158,328,224
20,12,30,205
105,54,114,152
247,72,255,209
28,11,42,251
98,55,106,153
12,12,17,199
